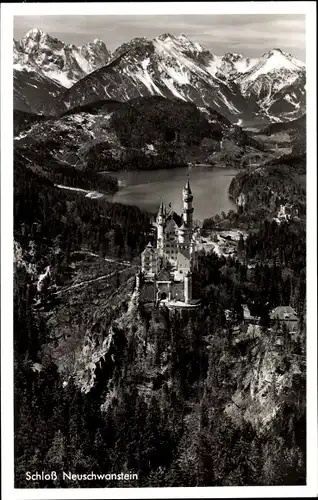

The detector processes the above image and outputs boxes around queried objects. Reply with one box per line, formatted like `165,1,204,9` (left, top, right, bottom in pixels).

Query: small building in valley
269,305,299,331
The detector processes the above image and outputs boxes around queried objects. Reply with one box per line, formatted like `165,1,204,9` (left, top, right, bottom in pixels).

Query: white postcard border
1,2,317,499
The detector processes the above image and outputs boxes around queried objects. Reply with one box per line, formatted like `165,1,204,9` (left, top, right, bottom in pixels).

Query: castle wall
163,242,178,266
140,281,156,302
156,281,171,300
177,248,190,275
171,282,184,301
139,279,185,303
141,249,158,275
164,219,179,241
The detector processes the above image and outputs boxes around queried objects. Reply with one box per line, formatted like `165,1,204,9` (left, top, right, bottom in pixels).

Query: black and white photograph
1,2,317,498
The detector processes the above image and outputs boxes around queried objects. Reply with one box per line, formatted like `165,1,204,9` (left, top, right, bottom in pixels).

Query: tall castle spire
184,179,192,194
156,198,165,251
158,199,164,216
182,178,194,231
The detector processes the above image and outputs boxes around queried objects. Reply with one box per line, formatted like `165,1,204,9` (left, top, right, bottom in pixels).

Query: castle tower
156,200,165,251
178,222,187,244
182,180,194,232
141,242,158,277
184,271,192,304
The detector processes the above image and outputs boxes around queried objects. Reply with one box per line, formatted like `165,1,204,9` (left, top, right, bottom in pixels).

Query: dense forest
14,109,48,136
14,157,151,267
14,234,306,488
227,164,306,222
14,153,306,487
14,146,119,193
256,114,306,137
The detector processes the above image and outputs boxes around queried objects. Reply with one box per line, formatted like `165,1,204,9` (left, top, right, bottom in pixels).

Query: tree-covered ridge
14,109,48,136
14,157,151,268
109,96,221,147
257,114,306,137
15,96,266,174
14,145,119,194
228,164,306,218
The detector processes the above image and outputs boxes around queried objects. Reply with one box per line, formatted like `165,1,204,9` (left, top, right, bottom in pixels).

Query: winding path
53,251,136,296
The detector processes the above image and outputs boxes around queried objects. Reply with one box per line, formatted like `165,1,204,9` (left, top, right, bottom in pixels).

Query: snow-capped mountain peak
93,38,104,44
157,33,176,41
155,32,204,55
215,52,259,79
20,29,63,52
13,30,306,125
23,28,45,39
235,48,305,122
14,29,111,88
239,48,305,84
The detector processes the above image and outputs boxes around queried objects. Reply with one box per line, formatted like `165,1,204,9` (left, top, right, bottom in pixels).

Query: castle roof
169,211,183,227
158,200,164,216
183,179,192,194
178,246,190,259
156,267,172,282
142,242,156,254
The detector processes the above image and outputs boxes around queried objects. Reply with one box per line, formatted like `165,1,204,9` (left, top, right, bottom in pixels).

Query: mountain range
14,30,306,125
14,29,110,87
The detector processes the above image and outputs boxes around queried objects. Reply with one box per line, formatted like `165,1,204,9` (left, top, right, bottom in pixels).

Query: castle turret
184,270,192,304
156,200,165,250
157,199,164,223
136,269,143,290
178,222,186,244
182,180,194,231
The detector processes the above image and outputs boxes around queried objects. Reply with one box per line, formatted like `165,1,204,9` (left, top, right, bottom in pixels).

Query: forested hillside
14,157,151,273
14,229,306,487
13,94,306,488
14,158,306,487
228,164,306,221
14,96,266,175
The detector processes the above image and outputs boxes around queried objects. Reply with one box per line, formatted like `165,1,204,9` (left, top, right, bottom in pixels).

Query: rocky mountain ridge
14,28,111,88
14,30,306,125
14,68,64,114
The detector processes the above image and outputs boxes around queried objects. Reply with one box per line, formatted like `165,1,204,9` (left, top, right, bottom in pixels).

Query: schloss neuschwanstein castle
136,180,199,307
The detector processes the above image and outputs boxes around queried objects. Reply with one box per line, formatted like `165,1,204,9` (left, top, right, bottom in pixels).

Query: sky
14,14,306,60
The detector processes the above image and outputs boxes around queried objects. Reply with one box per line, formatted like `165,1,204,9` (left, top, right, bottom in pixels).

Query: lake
103,166,238,221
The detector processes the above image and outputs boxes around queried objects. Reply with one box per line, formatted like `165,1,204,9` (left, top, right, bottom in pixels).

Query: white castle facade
136,180,198,306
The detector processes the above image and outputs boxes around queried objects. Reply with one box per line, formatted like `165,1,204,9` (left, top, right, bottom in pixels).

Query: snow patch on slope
206,56,223,76
134,68,164,96
161,77,187,100
219,93,241,114
44,69,76,88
